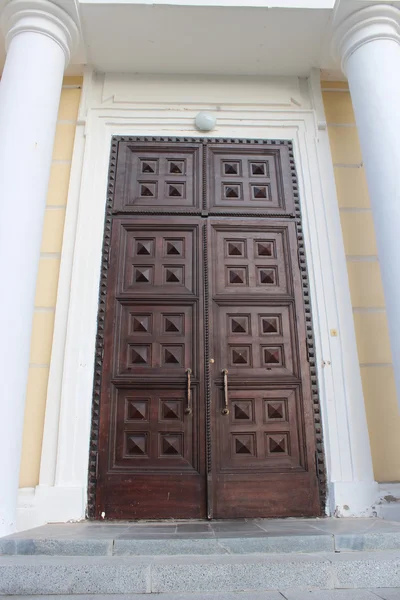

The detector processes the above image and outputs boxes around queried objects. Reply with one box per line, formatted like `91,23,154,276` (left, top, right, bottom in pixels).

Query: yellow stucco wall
322,80,400,482
19,77,82,488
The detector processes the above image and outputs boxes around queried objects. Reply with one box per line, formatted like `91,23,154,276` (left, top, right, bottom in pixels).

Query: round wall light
195,112,216,132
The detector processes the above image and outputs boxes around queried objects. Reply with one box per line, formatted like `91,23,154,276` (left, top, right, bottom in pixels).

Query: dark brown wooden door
92,138,322,520
95,217,206,519
208,219,319,517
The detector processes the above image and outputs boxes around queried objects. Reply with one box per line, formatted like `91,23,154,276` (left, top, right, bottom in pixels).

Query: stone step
3,519,400,556
380,502,400,522
1,592,400,600
1,551,400,595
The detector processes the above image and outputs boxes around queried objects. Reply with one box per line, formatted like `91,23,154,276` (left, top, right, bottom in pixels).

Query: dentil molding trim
1,0,79,65
332,4,400,73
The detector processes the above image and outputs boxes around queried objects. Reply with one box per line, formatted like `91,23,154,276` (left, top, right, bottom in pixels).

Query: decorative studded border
87,136,326,517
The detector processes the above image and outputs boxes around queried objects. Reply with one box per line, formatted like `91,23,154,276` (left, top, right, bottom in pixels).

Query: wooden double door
93,138,322,519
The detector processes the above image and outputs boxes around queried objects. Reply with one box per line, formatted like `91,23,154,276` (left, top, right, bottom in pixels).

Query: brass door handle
222,369,229,415
185,368,192,415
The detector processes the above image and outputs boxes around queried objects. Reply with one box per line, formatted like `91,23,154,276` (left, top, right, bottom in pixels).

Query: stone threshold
2,518,400,556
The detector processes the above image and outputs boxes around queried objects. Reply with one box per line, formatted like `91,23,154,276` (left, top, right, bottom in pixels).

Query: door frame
30,71,377,529
90,141,324,519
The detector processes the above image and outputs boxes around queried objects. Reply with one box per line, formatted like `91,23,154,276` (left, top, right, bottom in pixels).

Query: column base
328,481,380,517
16,485,86,532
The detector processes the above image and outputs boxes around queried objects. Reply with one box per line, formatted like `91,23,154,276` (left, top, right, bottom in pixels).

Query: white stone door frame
17,70,378,530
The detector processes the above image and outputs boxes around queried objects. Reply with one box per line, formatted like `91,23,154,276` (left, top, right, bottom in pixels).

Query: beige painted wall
322,80,400,482
19,77,82,488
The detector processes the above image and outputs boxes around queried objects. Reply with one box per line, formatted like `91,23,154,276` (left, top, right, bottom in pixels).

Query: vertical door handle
185,368,192,415
222,369,229,415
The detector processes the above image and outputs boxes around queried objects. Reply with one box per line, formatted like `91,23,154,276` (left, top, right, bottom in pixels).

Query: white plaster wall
16,70,377,530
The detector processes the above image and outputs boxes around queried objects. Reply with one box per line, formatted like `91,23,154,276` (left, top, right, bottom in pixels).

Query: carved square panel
163,238,184,257
257,267,277,286
163,266,184,284
162,345,184,367
230,345,252,367
266,433,289,456
265,400,287,422
222,161,241,176
232,433,256,457
232,400,253,422
139,182,157,198
250,184,271,201
126,398,149,422
140,159,158,174
229,315,250,335
130,314,152,335
160,399,182,421
128,344,151,366
162,314,184,335
223,183,242,200
134,239,154,257
166,182,186,198
126,433,148,457
160,433,183,457
262,346,283,367
133,266,154,285
227,267,248,286
225,239,246,257
167,159,186,175
255,241,275,258
260,315,281,335
250,161,269,176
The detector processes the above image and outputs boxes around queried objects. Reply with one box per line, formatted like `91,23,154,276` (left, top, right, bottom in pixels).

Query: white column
333,4,400,410
0,0,78,537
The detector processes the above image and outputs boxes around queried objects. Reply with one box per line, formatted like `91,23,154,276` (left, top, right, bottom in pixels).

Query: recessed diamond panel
230,346,251,366
139,182,157,197
162,345,183,367
256,241,274,257
164,266,184,284
126,399,149,421
130,314,151,334
163,314,183,334
266,433,289,456
232,400,253,421
168,160,185,174
167,183,185,198
229,315,249,334
265,400,287,422
135,239,154,256
140,159,158,174
262,346,283,366
226,240,245,257
126,433,148,457
129,345,151,366
227,267,247,286
251,185,270,200
164,239,183,256
134,266,153,284
250,162,268,176
223,161,241,176
260,316,280,335
160,434,183,457
160,400,182,421
233,434,255,456
257,267,277,286
223,184,241,199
